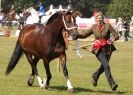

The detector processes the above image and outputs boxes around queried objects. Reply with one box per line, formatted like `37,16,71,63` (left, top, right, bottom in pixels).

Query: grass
0,36,133,95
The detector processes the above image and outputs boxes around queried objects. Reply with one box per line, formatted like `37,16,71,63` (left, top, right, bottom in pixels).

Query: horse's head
5,10,17,20
62,11,78,40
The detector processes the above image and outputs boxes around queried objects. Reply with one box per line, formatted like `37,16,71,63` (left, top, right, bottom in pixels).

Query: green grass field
0,36,133,95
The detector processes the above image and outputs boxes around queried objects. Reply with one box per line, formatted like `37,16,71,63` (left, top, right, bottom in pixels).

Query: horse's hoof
40,85,48,89
46,81,50,86
28,81,32,86
68,88,75,93
27,75,35,86
45,85,48,89
40,81,48,89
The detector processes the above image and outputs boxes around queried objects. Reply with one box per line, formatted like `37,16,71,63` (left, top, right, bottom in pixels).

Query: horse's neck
49,23,63,37
47,20,64,43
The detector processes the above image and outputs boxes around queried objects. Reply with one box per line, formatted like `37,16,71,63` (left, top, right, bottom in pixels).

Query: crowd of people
114,17,133,41
0,2,133,41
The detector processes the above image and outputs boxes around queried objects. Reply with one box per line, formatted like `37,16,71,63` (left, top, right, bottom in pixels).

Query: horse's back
18,23,47,57
19,23,44,36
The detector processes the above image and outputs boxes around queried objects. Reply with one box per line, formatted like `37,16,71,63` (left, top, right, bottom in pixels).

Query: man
77,11,119,91
114,18,124,37
123,19,132,41
38,2,45,23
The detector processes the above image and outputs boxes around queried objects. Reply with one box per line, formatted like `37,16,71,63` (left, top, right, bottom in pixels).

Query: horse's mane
46,11,62,25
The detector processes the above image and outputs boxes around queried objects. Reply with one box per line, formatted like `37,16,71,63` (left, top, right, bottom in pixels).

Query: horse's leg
27,56,39,86
7,22,11,29
64,32,69,49
25,53,44,88
42,59,52,89
59,54,74,92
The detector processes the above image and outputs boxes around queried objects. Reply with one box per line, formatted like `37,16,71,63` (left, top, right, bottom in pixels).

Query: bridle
62,15,77,31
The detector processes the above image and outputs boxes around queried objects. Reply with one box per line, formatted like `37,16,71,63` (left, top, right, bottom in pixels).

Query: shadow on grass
75,87,126,94
30,85,126,94
48,85,91,93
49,86,126,94
95,90,126,94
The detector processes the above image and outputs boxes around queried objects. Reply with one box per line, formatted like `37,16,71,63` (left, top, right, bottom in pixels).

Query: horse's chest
54,44,65,53
47,43,65,60
54,47,64,54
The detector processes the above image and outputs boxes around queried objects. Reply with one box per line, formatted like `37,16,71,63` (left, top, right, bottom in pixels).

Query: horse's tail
5,40,23,75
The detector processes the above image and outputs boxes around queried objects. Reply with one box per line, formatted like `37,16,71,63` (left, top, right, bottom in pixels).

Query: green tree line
1,0,133,19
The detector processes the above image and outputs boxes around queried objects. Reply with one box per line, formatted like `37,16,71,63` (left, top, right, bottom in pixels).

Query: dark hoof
111,83,118,91
46,81,50,86
92,75,98,87
92,79,97,87
27,75,35,86
68,88,75,93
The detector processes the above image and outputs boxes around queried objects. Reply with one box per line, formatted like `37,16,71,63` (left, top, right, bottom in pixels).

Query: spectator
130,16,133,38
0,11,4,30
38,2,45,23
114,18,124,37
123,19,132,41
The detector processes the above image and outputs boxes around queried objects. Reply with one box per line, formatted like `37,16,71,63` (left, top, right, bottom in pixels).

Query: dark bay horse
5,11,78,92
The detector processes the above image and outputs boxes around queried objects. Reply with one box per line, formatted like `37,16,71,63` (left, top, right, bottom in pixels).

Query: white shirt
114,21,124,31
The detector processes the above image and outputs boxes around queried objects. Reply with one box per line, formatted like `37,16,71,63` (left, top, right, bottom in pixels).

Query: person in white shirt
130,16,133,37
114,18,124,37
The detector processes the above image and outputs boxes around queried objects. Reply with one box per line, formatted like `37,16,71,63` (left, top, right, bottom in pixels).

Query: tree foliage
1,0,132,19
106,0,133,20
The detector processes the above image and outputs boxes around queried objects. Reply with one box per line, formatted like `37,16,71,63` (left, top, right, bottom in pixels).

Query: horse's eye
66,20,70,23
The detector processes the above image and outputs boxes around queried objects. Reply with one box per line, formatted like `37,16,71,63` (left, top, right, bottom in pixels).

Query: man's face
95,15,103,25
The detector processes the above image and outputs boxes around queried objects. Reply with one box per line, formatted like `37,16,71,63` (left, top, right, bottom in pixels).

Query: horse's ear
72,9,82,18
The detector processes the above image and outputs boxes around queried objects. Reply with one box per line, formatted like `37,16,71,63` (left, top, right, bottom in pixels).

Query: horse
24,7,39,24
5,11,78,92
3,9,17,28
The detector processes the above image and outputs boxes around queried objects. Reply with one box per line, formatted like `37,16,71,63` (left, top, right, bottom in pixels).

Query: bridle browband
62,15,77,31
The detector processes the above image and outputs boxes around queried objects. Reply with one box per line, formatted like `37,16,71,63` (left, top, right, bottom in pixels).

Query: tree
1,0,13,12
106,0,133,20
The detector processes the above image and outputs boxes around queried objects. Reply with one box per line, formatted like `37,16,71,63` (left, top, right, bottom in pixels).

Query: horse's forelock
64,11,72,16
46,11,73,25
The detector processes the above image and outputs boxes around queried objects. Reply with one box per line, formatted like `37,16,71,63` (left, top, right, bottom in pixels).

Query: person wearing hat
77,11,119,91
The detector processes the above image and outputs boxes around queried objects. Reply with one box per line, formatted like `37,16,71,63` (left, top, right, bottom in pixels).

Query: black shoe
92,75,98,87
111,83,118,91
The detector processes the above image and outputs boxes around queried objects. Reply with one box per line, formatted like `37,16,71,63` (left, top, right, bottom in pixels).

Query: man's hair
94,11,103,18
